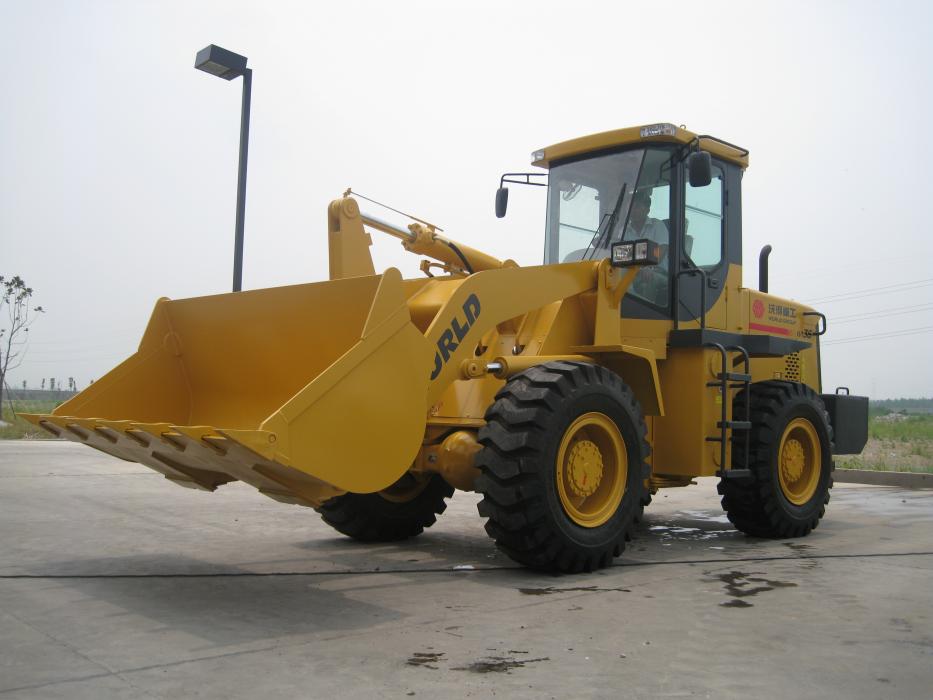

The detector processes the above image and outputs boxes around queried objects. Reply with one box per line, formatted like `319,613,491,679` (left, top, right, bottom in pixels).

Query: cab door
675,160,729,329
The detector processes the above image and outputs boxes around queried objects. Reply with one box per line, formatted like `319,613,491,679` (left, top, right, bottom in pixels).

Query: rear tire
319,473,454,542
718,381,834,538
475,361,650,573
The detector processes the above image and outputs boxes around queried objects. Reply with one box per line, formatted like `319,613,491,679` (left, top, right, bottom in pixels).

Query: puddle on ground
452,655,549,674
710,570,798,608
647,524,736,542
650,525,703,534
890,617,913,632
407,652,445,669
518,585,630,596
782,541,820,568
721,599,754,608
783,542,814,552
677,509,732,524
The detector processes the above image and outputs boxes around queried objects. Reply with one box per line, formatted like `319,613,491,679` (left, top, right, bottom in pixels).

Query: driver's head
631,190,651,228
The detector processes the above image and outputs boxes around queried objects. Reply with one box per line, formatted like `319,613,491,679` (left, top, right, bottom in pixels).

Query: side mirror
688,151,712,187
495,187,509,218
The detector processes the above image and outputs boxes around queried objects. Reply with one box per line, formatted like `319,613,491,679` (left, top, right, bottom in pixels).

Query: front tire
719,381,834,538
319,473,454,542
475,361,650,573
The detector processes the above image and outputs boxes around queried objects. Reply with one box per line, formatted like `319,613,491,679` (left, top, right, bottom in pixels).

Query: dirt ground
1,441,932,699
837,438,933,472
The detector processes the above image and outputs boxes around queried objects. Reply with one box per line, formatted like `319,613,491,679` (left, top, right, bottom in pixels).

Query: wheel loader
25,123,868,573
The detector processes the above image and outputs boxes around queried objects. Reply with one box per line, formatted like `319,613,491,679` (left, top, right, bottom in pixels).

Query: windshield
544,149,645,264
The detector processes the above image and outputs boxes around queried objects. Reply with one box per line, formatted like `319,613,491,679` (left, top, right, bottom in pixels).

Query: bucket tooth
37,416,100,447
36,419,63,438
211,430,343,506
24,413,345,506
252,463,342,506
63,422,91,441
100,421,232,490
91,425,119,444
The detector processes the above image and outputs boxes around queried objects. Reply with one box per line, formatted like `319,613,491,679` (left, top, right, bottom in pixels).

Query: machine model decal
749,322,791,336
750,301,798,335
430,294,482,380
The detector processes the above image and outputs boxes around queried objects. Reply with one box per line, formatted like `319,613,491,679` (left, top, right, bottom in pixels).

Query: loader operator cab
542,142,731,324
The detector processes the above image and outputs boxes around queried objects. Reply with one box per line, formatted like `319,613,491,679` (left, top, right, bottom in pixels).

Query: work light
611,239,661,267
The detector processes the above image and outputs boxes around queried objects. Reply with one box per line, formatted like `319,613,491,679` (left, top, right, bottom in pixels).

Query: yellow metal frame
532,124,749,170
25,124,835,510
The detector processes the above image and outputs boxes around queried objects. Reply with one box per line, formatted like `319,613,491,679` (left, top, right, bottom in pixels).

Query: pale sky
2,0,931,399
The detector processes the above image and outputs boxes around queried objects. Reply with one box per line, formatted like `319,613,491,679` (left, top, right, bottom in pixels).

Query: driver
625,189,669,305
624,189,668,252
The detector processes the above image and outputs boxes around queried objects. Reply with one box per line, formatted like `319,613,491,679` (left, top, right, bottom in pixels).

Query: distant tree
50,378,56,391
0,276,43,410
21,380,26,390
41,378,46,390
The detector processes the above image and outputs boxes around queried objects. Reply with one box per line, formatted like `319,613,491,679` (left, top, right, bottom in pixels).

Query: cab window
685,164,724,268
553,183,601,263
623,149,673,308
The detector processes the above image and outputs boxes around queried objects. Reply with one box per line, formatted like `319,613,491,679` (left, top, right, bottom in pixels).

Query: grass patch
834,413,933,473
836,456,933,474
0,400,62,440
869,414,933,441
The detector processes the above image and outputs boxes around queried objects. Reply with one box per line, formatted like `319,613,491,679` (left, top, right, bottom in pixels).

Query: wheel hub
556,412,629,528
781,438,806,483
777,417,822,506
567,440,603,497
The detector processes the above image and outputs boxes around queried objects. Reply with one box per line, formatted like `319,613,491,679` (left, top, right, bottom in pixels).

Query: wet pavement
1,441,931,698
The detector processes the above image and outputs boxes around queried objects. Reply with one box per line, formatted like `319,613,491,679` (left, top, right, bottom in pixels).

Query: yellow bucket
25,269,434,505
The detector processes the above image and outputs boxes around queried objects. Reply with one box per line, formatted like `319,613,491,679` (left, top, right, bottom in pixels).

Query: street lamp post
194,44,252,292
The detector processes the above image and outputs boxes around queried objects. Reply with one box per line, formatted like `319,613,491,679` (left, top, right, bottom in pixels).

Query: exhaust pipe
759,244,773,293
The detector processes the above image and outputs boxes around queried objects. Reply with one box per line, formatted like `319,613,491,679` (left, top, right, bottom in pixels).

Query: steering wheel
561,183,583,201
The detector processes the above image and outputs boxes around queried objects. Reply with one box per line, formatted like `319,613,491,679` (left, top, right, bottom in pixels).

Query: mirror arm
499,172,548,188
495,172,548,219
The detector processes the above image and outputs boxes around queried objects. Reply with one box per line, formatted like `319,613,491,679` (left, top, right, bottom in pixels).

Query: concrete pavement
1,441,931,699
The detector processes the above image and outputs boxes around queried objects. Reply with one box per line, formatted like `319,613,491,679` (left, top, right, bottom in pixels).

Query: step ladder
703,342,752,480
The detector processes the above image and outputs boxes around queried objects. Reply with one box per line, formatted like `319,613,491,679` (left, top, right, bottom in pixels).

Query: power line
27,334,139,347
833,302,933,321
26,346,135,357
23,354,127,364
823,326,933,346
833,304,933,324
786,255,915,277
803,278,933,304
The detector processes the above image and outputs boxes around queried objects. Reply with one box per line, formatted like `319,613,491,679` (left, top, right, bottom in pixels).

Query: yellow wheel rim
378,474,431,503
556,412,627,527
777,418,821,506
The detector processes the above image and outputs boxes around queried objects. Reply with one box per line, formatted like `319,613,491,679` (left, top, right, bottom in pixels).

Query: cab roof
531,123,749,170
